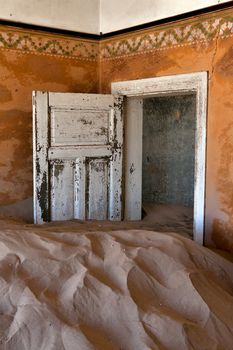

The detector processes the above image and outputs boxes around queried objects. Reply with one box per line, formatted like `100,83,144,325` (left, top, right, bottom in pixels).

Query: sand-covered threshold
0,220,232,350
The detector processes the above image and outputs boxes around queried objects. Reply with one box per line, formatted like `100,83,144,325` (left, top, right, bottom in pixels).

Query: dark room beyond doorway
142,94,196,237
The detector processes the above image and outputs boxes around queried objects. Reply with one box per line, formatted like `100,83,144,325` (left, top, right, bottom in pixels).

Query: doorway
142,94,196,237
112,72,208,245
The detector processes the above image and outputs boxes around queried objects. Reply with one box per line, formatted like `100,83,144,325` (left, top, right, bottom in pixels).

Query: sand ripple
0,225,232,349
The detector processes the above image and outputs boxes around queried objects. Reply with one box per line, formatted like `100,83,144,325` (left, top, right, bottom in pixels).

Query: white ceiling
0,0,100,34
100,0,232,34
0,0,231,34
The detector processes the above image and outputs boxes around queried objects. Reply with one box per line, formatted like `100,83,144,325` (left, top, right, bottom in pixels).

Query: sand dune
0,221,232,349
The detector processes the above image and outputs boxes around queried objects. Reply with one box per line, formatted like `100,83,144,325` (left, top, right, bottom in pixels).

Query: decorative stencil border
0,9,232,61
0,27,99,61
100,11,233,60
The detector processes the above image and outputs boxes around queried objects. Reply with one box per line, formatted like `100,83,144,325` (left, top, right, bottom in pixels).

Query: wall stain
212,219,233,253
0,84,12,103
224,101,233,109
212,120,233,251
0,51,98,92
216,121,233,217
216,45,233,77
0,109,32,204
100,51,179,93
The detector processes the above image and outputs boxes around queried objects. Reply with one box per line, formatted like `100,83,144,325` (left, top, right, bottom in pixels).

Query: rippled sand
0,220,232,349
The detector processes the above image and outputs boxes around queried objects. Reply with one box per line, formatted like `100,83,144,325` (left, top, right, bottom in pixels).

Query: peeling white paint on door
33,92,123,224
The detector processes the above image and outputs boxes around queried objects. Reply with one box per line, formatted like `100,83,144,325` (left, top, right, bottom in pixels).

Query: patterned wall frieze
0,27,99,60
0,9,232,61
100,11,233,60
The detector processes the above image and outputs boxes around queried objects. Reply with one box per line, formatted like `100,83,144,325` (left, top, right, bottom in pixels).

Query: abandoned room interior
0,0,233,349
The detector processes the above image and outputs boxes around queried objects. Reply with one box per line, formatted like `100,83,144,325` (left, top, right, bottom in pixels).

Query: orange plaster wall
99,8,233,252
0,27,98,220
1,9,233,253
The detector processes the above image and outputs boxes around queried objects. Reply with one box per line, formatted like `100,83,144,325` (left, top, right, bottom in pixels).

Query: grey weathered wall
142,95,196,208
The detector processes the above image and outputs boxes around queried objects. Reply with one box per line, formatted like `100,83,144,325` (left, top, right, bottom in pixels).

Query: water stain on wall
0,110,32,203
216,45,233,77
0,84,12,103
0,51,98,92
224,101,233,109
212,219,233,253
212,119,233,253
100,51,179,92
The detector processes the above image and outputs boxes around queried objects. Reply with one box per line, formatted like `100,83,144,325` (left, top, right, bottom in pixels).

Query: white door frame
112,72,208,245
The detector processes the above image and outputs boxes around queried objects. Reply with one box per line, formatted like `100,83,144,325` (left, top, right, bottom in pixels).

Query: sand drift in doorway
0,27,98,61
100,10,233,59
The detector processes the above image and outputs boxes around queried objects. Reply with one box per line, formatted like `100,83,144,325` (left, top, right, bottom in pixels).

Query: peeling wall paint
100,7,233,253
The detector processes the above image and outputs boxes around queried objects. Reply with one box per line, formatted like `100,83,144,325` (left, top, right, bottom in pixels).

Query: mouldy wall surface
99,7,233,252
0,26,99,221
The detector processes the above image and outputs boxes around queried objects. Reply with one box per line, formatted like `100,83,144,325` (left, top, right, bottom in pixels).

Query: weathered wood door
33,92,123,224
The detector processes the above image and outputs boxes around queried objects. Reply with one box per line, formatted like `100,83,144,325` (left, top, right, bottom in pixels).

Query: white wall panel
0,0,231,34
0,0,99,34
100,0,231,33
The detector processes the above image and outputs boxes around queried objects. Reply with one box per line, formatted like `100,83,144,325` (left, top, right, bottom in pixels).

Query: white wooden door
33,92,124,224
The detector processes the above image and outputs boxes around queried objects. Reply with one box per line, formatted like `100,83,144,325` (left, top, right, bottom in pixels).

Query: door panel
50,160,74,221
33,92,123,224
87,158,109,220
50,108,110,146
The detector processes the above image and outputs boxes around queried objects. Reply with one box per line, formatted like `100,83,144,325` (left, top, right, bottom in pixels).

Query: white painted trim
124,97,143,220
112,72,208,245
32,91,49,224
